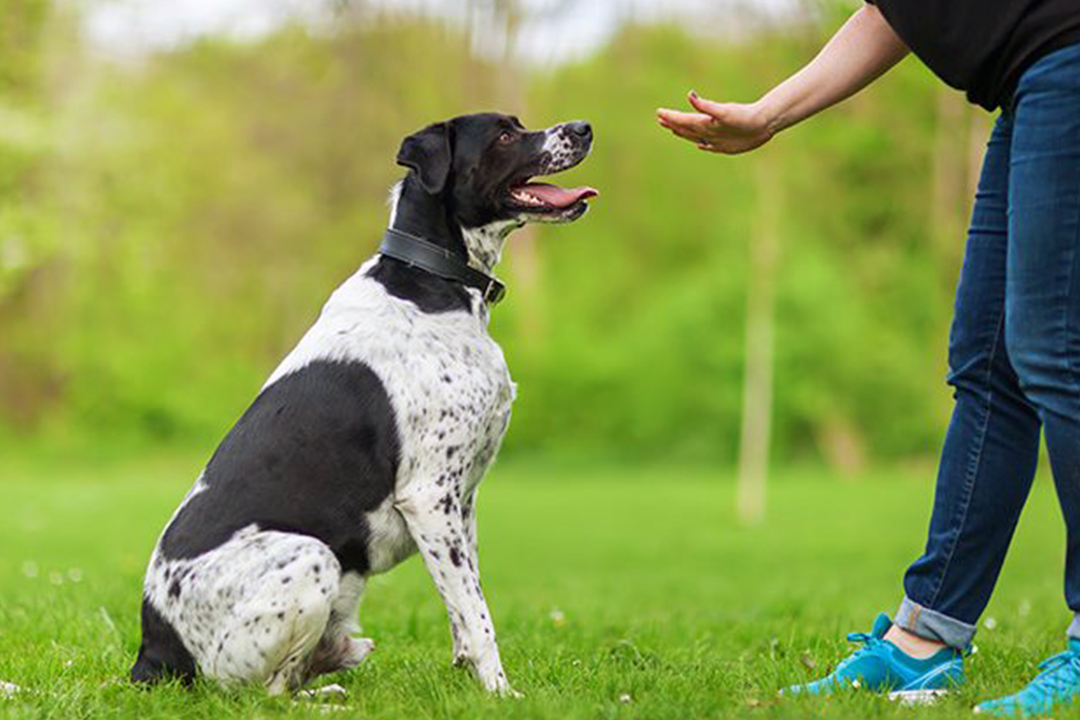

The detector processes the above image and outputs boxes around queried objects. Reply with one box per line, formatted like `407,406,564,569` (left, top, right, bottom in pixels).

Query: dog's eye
498,132,515,145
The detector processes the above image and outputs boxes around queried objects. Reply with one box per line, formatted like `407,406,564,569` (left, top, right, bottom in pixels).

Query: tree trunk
736,156,781,526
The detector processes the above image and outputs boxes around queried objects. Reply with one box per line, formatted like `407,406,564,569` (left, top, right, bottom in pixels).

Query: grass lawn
0,454,1076,719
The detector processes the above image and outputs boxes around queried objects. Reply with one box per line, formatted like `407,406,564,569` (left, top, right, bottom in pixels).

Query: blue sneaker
784,614,965,703
975,640,1080,716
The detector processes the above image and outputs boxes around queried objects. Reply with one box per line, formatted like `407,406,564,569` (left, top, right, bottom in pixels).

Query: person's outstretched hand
656,91,774,155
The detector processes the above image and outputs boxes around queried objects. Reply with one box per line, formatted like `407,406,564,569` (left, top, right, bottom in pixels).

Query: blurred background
0,0,995,509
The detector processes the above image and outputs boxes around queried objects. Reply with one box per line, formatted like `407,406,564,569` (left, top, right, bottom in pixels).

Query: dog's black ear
396,122,451,194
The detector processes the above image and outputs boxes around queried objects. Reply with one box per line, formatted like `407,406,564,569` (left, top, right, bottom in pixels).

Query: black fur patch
366,256,472,314
131,598,197,685
159,360,400,575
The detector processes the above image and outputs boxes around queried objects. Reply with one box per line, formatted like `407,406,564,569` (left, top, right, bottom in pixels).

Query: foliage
0,6,986,466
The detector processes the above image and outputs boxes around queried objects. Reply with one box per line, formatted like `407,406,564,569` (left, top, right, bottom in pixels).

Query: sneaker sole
889,689,950,706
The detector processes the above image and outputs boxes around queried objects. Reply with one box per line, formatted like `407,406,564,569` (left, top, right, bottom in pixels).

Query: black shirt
868,0,1080,110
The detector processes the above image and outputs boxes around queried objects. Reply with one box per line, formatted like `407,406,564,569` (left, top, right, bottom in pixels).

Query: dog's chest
360,314,513,573
391,323,514,479
267,269,515,561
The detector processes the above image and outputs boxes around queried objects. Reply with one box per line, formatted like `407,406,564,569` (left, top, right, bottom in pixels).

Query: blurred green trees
0,4,992,468
0,0,60,426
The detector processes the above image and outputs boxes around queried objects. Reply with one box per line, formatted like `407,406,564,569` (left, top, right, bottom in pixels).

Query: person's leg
897,112,1042,651
783,113,1037,700
973,42,1080,717
1001,44,1080,636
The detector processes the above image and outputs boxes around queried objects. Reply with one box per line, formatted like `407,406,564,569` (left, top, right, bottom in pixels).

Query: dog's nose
567,121,592,139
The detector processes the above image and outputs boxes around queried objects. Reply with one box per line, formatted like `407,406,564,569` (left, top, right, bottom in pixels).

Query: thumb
688,91,730,121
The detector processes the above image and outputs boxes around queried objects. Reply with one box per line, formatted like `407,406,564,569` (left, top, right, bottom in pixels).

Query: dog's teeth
513,190,545,207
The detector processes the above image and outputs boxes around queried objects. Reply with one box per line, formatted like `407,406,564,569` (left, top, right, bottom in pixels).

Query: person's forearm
756,4,909,134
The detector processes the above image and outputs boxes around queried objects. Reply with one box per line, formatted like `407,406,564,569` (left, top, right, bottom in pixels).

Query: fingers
672,127,705,144
657,107,691,121
687,90,730,121
656,109,716,138
659,117,711,145
658,92,768,155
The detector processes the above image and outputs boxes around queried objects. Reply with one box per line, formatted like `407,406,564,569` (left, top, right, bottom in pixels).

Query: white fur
541,126,581,171
146,526,341,692
386,182,403,227
463,220,522,274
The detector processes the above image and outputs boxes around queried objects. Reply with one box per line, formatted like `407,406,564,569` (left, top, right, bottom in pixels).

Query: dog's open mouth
506,182,599,214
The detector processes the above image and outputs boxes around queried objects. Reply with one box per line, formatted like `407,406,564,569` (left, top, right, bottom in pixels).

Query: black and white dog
130,113,595,696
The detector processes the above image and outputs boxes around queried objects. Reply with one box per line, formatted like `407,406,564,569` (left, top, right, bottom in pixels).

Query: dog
130,112,596,696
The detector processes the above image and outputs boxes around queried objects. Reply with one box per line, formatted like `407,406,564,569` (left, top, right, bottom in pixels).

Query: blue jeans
896,42,1080,650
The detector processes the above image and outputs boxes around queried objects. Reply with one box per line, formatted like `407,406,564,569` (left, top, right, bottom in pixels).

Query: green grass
0,454,1077,719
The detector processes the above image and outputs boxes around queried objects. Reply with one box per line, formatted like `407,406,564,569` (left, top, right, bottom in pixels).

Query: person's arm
656,3,909,154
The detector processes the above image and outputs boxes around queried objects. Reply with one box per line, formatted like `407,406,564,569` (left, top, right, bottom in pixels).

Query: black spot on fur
168,580,181,599
449,546,462,567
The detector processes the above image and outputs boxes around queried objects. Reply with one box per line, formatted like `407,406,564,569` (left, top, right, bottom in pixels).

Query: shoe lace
1025,651,1080,698
834,631,884,674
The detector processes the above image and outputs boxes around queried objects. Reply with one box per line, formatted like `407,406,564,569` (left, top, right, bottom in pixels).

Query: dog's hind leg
304,571,375,682
203,532,341,694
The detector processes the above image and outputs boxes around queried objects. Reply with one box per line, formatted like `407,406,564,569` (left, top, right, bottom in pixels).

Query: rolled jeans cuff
895,597,977,650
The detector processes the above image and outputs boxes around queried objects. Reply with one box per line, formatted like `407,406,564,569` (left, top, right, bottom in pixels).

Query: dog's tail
130,598,197,686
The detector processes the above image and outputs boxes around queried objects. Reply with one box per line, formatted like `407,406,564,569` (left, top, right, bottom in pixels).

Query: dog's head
395,113,596,270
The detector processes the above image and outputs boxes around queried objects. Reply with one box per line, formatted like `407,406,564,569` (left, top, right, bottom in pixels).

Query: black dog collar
379,228,506,305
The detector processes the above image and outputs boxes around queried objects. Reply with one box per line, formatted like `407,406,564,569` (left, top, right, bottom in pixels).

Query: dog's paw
344,637,375,666
485,672,521,698
292,684,350,715
299,683,348,699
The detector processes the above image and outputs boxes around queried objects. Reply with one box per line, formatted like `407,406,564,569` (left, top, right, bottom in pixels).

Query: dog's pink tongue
524,183,599,207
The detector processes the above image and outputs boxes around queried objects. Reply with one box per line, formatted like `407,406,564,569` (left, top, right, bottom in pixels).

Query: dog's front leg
455,488,482,662
396,490,514,695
